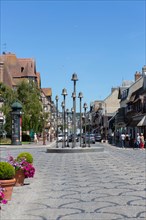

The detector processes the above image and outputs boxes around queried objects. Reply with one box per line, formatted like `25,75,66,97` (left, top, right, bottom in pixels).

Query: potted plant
7,155,35,186
8,156,26,186
17,152,33,163
0,162,16,200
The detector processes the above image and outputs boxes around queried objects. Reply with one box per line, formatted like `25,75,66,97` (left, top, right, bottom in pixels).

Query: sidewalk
1,142,145,220
0,140,56,149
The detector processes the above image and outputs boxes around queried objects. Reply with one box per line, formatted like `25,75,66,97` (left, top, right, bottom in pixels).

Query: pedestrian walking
135,133,140,148
34,133,38,143
140,133,145,149
120,133,125,148
125,133,130,148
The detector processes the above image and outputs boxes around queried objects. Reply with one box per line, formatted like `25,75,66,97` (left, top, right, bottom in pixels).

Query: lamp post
62,88,67,148
105,103,108,143
42,117,45,145
61,101,65,148
43,105,47,145
71,107,74,148
71,92,76,148
78,92,83,147
83,102,88,147
71,73,78,148
66,108,69,147
88,116,91,147
0,94,4,144
55,95,59,148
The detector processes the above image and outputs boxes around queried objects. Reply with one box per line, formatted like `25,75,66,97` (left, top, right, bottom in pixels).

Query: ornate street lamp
78,92,83,147
71,92,76,148
66,108,69,147
71,73,78,148
88,116,91,147
104,103,108,143
71,107,74,148
62,88,67,147
55,95,59,148
61,101,65,148
42,117,46,145
42,105,47,145
83,102,88,147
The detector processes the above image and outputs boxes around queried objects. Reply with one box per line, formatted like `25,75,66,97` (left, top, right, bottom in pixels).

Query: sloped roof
36,72,41,88
122,80,134,87
137,115,146,126
0,53,39,88
41,88,52,96
3,63,14,87
126,77,143,102
19,58,36,77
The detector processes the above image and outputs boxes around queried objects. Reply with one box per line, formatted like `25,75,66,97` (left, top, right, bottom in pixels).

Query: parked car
68,134,79,142
58,134,67,142
83,133,95,144
95,133,102,142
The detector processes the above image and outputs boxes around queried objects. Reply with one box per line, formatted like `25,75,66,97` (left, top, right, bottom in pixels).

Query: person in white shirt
120,133,125,148
136,133,140,148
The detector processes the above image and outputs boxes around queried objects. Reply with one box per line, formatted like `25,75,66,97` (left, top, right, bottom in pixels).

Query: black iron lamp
55,95,59,148
71,73,78,148
78,92,83,147
61,101,65,148
83,102,88,147
71,107,74,148
62,88,67,147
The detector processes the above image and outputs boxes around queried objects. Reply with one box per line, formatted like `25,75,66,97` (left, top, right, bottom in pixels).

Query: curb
46,146,104,153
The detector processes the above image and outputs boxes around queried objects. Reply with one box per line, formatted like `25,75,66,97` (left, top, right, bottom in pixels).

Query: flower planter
15,169,25,186
0,178,16,200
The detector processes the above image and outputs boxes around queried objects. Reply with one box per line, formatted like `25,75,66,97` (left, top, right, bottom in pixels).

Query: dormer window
21,67,24,72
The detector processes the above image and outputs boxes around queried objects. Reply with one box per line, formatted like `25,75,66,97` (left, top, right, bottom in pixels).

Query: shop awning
126,120,140,127
137,116,146,126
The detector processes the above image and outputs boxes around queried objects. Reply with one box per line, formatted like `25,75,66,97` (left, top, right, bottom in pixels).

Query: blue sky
1,0,145,112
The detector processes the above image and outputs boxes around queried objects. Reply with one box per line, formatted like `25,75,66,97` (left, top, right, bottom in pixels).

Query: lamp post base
82,144,86,148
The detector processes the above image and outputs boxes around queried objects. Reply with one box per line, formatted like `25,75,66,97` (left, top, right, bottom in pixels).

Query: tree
0,83,17,136
16,80,42,133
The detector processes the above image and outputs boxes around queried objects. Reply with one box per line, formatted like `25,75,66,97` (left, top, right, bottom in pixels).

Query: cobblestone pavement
0,143,146,220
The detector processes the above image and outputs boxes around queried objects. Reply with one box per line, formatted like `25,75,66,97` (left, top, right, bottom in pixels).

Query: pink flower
7,155,35,178
0,192,4,199
2,199,7,204
0,187,7,207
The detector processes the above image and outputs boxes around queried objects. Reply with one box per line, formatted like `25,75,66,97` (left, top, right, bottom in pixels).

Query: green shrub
0,138,11,144
0,162,15,180
17,152,33,163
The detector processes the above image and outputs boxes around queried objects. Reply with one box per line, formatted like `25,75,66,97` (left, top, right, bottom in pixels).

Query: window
21,67,24,72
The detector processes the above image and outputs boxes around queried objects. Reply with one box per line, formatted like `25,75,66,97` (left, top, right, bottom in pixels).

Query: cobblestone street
0,143,146,220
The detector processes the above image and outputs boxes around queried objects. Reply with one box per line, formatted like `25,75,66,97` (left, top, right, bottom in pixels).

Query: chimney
142,66,146,89
0,61,4,83
134,71,141,81
142,65,146,76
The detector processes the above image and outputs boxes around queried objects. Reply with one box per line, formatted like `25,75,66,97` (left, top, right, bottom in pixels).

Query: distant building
0,52,40,89
92,87,120,136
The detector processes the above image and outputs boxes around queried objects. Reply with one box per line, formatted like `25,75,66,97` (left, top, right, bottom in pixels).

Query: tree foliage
0,81,44,136
16,81,42,132
0,83,17,135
